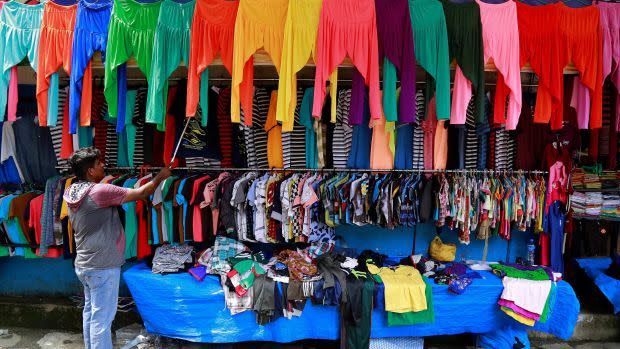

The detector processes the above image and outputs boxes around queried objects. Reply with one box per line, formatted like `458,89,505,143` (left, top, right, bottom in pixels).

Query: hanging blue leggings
69,0,113,134
549,201,566,274
394,124,413,169
347,92,372,169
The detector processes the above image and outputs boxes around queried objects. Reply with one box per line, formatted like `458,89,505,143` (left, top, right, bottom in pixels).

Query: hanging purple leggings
350,0,416,125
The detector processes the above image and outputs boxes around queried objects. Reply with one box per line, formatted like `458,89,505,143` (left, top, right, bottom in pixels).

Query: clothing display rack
52,165,549,260
54,166,549,175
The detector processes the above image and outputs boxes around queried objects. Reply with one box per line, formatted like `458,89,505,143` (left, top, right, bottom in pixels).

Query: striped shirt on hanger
250,88,270,169
464,97,478,169
411,90,425,170
282,88,305,169
333,89,353,169
51,87,68,167
131,88,147,167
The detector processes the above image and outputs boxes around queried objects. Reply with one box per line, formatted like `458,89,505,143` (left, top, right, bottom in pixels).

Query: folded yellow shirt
501,307,536,327
368,265,427,313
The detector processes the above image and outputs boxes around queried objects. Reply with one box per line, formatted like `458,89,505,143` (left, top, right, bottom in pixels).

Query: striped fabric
411,90,425,169
603,80,618,169
216,88,234,167
233,100,247,167
333,89,353,169
600,79,613,157
131,88,147,167
464,97,477,169
250,88,270,169
240,101,256,168
92,86,108,161
282,88,305,169
51,87,68,167
315,118,325,168
477,95,491,170
104,119,118,167
493,126,516,170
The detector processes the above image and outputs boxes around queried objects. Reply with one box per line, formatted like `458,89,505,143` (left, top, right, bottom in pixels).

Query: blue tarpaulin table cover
123,263,579,343
576,258,620,314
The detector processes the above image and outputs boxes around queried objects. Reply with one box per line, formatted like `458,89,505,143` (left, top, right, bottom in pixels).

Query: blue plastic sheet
576,258,620,314
124,263,580,343
477,326,530,349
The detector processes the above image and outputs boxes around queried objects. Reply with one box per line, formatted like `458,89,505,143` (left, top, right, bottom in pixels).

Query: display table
123,263,579,343
576,258,620,314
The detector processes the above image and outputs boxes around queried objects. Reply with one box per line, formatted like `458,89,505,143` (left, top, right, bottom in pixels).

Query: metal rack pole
56,166,549,175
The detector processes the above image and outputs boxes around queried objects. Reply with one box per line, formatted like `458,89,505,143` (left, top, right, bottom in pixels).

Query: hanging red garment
163,86,180,167
136,198,150,259
517,2,564,130
60,93,73,159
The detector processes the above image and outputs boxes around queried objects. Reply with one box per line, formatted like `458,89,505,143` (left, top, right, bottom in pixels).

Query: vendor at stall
63,147,170,349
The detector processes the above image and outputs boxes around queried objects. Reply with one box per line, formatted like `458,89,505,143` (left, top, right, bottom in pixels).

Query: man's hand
123,167,172,203
154,167,172,183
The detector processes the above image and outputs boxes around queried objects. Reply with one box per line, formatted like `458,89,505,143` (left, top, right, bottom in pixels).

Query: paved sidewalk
0,325,619,349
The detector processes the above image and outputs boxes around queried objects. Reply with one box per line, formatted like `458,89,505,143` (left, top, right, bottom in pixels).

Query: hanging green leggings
0,2,57,122
146,0,195,131
104,0,160,122
408,0,450,120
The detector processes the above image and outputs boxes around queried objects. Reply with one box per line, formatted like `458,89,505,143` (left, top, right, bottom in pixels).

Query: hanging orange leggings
186,0,253,126
312,0,382,120
518,3,603,130
559,4,603,129
36,1,78,127
230,0,288,126
517,2,565,130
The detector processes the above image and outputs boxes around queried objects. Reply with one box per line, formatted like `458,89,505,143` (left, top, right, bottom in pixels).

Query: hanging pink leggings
476,0,522,130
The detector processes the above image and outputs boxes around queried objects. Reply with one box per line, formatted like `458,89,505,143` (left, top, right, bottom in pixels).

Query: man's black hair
69,148,101,181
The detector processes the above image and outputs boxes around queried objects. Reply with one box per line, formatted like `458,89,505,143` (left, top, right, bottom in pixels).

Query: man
63,148,171,349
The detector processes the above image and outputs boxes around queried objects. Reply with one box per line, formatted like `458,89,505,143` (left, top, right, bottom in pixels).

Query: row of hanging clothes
20,168,548,262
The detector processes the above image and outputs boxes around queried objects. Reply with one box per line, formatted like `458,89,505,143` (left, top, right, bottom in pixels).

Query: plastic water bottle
527,239,536,266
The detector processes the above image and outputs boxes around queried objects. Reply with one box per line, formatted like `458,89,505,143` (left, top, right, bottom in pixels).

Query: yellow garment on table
59,177,75,253
368,264,427,313
231,0,288,124
501,307,536,326
266,91,283,168
276,0,336,131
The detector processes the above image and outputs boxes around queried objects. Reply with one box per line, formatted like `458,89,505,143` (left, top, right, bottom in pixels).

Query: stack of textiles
584,173,602,189
570,191,586,216
151,244,194,274
585,192,603,217
368,261,435,327
601,194,620,219
600,171,620,190
571,170,619,191
571,169,585,189
491,263,558,327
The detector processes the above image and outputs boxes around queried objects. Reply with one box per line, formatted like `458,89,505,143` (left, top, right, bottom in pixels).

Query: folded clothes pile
491,263,558,327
